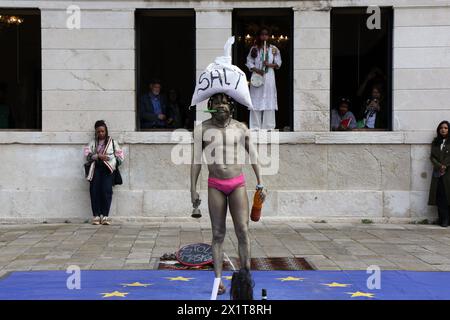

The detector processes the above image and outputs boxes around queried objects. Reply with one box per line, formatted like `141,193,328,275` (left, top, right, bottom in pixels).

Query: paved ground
1,219,450,276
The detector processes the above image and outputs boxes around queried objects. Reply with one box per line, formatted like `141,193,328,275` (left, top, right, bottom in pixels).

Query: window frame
330,6,394,132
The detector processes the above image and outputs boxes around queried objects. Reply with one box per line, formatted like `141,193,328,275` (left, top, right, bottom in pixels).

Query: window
331,7,393,131
135,9,196,131
232,8,293,131
0,8,41,130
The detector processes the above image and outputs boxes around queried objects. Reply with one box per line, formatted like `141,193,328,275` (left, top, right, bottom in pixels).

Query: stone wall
40,6,135,132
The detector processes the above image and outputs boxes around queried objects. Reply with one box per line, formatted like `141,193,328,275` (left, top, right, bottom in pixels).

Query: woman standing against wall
428,121,450,227
246,27,282,130
84,120,124,225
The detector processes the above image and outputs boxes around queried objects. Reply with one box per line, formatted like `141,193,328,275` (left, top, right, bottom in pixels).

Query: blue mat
0,270,450,300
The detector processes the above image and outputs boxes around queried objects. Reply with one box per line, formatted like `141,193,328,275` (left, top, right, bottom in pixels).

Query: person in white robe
246,28,282,130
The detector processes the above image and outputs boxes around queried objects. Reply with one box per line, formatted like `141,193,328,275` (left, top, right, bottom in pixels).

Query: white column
393,6,450,131
293,7,331,132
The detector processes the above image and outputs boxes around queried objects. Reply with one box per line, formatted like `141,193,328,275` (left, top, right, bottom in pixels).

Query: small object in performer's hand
191,198,202,218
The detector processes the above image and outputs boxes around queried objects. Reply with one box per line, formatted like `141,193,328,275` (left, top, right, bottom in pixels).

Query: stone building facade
0,0,449,222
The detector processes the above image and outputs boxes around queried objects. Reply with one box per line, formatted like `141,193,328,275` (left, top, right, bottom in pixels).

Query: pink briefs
208,173,246,196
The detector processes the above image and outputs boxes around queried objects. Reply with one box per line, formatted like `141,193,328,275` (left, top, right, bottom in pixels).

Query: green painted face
96,126,107,140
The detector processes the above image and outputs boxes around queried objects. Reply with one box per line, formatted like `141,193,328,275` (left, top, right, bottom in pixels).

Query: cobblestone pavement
1,219,450,276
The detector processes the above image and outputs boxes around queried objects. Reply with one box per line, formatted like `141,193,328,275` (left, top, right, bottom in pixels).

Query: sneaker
101,216,111,225
92,216,101,225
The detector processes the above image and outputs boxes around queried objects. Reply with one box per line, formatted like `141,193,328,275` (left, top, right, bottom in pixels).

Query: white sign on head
191,36,254,109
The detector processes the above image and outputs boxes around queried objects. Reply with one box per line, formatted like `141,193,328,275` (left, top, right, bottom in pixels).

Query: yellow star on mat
121,282,152,287
223,276,232,280
165,276,194,281
276,276,305,282
322,282,351,288
346,291,375,298
101,291,129,298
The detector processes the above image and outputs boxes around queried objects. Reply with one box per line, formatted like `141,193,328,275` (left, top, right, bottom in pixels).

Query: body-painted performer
190,93,266,296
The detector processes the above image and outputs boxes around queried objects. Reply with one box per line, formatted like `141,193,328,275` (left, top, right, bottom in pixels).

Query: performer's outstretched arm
190,163,201,203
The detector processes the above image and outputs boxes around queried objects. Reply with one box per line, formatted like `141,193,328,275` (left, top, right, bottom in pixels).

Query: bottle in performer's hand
251,188,264,222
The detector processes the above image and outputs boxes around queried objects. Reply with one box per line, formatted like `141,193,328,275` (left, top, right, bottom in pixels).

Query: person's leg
208,187,228,293
100,167,114,221
437,178,449,226
228,186,250,270
261,110,276,130
249,110,262,130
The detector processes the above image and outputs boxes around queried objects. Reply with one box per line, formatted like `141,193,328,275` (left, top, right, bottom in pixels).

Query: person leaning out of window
331,98,357,131
84,120,125,225
428,121,450,227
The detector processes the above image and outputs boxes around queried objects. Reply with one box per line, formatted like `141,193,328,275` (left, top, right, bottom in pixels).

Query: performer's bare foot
218,281,226,295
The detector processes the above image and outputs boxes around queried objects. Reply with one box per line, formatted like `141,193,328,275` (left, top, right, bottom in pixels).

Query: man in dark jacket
140,79,172,129
0,83,13,129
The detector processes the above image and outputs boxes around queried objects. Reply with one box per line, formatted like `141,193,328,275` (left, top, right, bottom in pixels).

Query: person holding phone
246,27,282,130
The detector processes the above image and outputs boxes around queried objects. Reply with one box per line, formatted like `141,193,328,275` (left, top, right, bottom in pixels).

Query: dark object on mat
84,161,93,178
112,139,123,186
230,269,254,300
262,288,267,300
